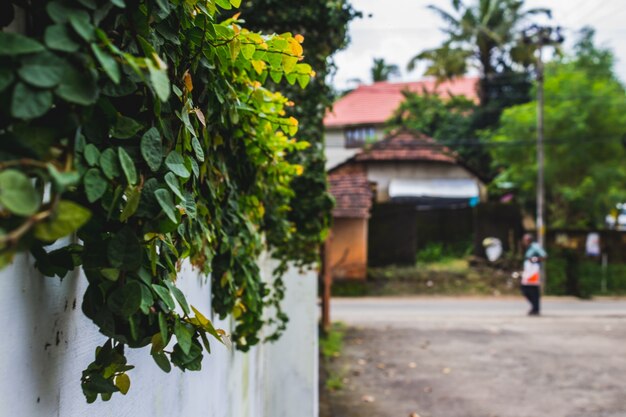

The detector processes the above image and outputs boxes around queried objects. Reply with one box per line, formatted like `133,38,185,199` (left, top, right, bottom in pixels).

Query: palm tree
408,0,550,99
371,58,401,82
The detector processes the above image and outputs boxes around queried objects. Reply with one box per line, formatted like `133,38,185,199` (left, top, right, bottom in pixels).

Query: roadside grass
333,242,518,297
320,322,347,391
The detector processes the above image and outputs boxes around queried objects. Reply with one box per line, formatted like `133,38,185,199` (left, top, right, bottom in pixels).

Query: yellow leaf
251,60,266,75
288,38,303,57
191,305,210,327
150,333,164,354
183,70,193,92
115,373,131,395
295,34,304,44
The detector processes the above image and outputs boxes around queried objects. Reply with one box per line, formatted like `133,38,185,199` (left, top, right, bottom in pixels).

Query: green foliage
489,29,626,228
402,0,546,178
371,58,400,82
0,0,325,402
238,0,361,276
387,90,493,176
409,0,550,85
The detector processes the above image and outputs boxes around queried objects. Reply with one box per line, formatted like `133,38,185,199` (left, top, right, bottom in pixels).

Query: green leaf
297,74,310,89
56,68,98,105
165,151,190,178
148,62,170,102
215,0,232,10
46,1,74,23
111,0,126,7
270,70,283,84
100,148,122,179
139,284,154,314
241,44,255,60
18,52,68,88
0,32,45,56
151,351,171,373
140,127,163,172
107,281,142,316
174,320,193,355
83,168,108,203
100,268,120,281
34,201,91,241
45,24,80,52
120,186,141,222
92,44,120,84
164,172,184,200
84,144,101,166
47,165,81,190
165,280,190,316
111,116,143,139
69,11,95,41
0,170,40,216
11,83,53,119
154,189,177,223
118,148,137,185
107,227,142,270
152,284,176,311
0,68,14,92
230,0,242,7
191,136,205,162
114,374,130,395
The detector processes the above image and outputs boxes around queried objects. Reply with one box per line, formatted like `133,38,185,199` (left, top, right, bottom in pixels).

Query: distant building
324,78,483,280
324,77,479,170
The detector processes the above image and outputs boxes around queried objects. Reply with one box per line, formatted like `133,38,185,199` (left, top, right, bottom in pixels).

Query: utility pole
522,25,564,249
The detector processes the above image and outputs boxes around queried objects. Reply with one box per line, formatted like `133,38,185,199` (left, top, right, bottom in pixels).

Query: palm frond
427,4,460,28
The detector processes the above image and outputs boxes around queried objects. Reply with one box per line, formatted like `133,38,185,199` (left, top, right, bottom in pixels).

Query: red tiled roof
324,77,479,128
328,164,372,218
354,130,457,164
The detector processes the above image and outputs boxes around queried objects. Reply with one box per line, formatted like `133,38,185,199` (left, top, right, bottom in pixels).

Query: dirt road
322,297,626,417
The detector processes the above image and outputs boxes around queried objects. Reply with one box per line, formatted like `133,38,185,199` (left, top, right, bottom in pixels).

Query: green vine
0,0,318,402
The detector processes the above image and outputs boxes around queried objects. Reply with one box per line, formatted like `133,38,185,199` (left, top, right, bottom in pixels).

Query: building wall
325,129,345,148
366,161,483,202
329,218,368,280
0,253,317,417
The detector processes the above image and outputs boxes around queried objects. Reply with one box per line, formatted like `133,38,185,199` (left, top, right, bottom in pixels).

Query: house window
345,126,376,148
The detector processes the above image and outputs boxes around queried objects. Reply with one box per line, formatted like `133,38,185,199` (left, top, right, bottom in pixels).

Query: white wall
367,161,482,202
0,253,318,417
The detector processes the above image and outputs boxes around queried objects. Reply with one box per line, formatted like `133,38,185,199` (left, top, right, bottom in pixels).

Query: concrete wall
325,129,345,148
329,218,368,280
0,253,317,417
367,161,483,202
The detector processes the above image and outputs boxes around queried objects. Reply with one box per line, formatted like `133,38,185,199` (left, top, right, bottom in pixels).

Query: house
324,77,479,170
324,78,483,280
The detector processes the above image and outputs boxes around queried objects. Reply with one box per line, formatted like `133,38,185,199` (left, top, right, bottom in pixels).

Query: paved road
331,296,626,324
322,297,626,417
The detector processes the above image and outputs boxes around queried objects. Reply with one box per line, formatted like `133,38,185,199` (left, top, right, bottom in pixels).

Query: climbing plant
238,0,361,271
0,0,316,402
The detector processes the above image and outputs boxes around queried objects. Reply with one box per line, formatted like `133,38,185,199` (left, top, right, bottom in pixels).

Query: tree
489,29,626,228
387,91,492,175
408,0,550,95
371,58,401,82
237,0,361,269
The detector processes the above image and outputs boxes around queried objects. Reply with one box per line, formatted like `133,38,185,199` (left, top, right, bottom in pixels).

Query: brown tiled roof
354,130,457,164
328,164,372,218
324,77,479,128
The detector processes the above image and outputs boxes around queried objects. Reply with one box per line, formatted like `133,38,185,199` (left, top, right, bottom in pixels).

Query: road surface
322,297,626,417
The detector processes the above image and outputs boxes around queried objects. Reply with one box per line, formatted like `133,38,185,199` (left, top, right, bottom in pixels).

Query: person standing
521,233,547,315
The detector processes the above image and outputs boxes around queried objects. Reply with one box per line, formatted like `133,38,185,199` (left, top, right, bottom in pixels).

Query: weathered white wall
0,253,318,417
367,161,483,202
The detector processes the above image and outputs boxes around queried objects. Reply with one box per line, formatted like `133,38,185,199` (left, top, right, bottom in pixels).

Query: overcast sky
330,0,626,89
